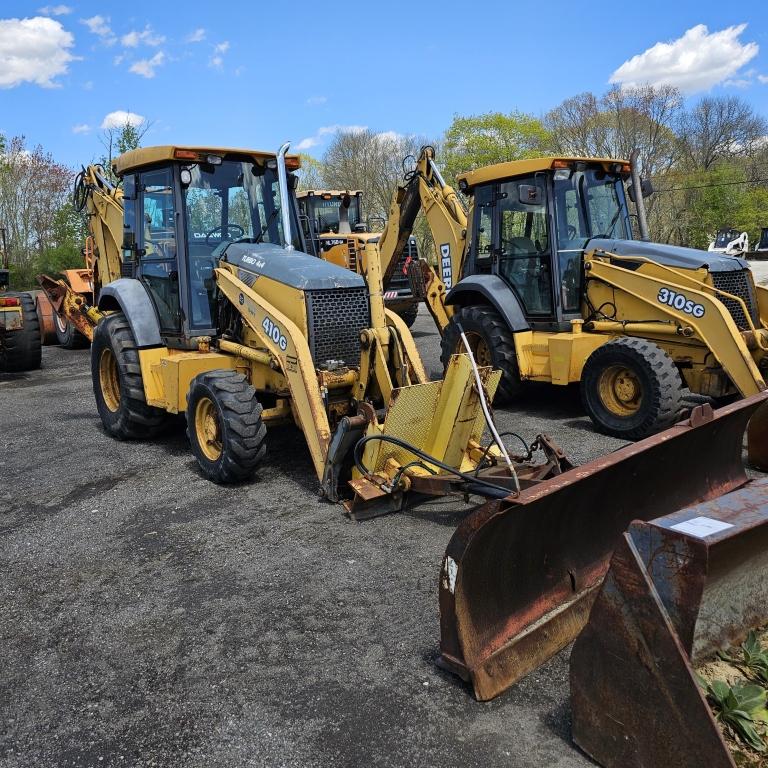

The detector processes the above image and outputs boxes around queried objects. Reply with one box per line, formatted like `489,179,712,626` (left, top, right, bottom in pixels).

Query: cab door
495,177,555,322
137,166,181,335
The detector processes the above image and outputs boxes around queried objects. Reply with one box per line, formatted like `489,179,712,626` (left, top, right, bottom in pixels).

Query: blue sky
1,0,767,168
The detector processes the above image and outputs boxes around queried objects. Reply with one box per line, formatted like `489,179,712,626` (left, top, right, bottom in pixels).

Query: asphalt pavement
0,308,679,768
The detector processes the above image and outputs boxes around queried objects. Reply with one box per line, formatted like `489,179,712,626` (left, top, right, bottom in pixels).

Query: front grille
306,286,370,368
711,269,758,330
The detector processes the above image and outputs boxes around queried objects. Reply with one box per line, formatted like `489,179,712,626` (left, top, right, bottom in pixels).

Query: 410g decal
657,287,705,318
262,316,288,351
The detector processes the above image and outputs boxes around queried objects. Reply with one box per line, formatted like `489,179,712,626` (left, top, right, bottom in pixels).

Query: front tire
440,305,523,402
580,337,683,440
91,313,167,439
55,312,89,349
186,370,267,484
1,292,42,372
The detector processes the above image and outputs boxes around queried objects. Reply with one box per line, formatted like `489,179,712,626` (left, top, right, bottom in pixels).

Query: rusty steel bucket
571,479,768,767
438,391,768,702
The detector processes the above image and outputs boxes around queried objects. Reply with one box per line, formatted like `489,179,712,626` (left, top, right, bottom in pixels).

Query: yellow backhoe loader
0,225,41,372
37,165,124,347
85,142,573,519
376,147,768,441
297,189,420,326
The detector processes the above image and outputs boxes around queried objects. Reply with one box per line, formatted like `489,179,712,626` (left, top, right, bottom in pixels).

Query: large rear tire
1,292,42,372
440,305,524,402
91,313,167,439
55,312,89,349
581,337,683,440
186,370,267,483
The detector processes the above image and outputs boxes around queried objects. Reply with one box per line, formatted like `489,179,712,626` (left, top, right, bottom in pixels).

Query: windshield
182,158,301,328
552,169,630,314
714,229,738,248
308,196,361,234
553,169,630,247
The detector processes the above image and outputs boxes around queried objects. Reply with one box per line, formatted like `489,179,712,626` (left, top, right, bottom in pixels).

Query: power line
654,177,768,193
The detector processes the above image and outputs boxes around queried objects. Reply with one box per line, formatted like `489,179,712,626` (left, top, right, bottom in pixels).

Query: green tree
442,111,553,184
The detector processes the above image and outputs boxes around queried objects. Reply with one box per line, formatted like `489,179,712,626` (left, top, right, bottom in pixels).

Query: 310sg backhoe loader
375,147,768,442
83,142,574,518
297,189,420,326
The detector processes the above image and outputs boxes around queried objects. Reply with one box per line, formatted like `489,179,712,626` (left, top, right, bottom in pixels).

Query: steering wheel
205,224,245,246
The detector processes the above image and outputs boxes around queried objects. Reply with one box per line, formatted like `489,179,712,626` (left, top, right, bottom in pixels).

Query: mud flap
438,392,768,701
571,479,768,768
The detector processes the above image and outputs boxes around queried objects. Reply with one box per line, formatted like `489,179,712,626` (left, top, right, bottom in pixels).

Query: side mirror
628,177,654,202
518,184,544,205
289,173,299,190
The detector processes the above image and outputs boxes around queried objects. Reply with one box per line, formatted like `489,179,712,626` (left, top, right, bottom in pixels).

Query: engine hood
587,238,749,273
220,242,365,290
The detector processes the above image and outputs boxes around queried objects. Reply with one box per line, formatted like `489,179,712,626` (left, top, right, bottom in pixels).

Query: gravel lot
0,305,719,768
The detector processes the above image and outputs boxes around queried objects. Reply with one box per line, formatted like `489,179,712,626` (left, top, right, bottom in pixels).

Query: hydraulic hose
457,323,521,494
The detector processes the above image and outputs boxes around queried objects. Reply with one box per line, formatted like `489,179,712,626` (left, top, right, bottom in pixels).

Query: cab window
496,178,553,316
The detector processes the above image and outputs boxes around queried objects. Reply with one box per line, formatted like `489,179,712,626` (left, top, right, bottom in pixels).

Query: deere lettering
657,287,705,318
440,243,452,289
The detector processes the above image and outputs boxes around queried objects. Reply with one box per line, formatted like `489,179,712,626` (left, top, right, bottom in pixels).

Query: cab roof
457,156,631,191
296,190,362,198
113,145,301,176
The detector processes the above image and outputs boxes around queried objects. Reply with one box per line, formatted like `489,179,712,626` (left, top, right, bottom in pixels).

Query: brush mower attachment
570,478,768,768
438,391,768,702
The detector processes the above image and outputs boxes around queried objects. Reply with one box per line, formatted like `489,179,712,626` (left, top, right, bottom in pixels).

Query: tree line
1,85,766,288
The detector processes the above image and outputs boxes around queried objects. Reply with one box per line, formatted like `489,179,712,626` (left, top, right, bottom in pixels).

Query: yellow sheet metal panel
159,352,237,414
114,146,300,175
138,347,168,405
548,334,613,385
458,157,629,190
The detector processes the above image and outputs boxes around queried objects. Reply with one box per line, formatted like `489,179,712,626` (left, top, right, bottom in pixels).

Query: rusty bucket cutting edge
570,479,768,768
438,391,768,702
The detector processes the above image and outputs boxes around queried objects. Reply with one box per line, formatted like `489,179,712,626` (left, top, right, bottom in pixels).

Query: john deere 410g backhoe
80,142,578,518
376,147,768,442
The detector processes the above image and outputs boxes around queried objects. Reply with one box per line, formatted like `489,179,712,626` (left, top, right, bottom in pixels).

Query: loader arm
376,147,468,334
585,251,766,396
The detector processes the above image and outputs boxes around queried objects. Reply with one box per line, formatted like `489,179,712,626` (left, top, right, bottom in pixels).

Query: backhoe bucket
438,392,768,701
570,479,768,768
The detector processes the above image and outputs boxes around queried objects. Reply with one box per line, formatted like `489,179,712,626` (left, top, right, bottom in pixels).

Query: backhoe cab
390,149,768,440
90,144,569,517
297,189,420,327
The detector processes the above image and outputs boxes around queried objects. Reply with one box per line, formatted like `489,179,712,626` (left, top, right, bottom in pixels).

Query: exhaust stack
276,142,295,251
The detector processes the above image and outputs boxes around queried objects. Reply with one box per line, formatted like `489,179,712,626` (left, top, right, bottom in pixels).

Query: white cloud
81,14,116,45
295,124,368,150
759,74,768,84
208,41,230,70
121,26,165,48
129,51,165,78
186,28,206,43
101,110,145,129
0,16,76,89
610,24,759,93
72,123,90,134
306,95,327,106
38,4,72,15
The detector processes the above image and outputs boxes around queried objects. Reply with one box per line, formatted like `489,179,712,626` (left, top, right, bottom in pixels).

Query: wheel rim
55,313,68,334
99,348,121,413
598,364,642,417
195,396,223,461
458,331,492,367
